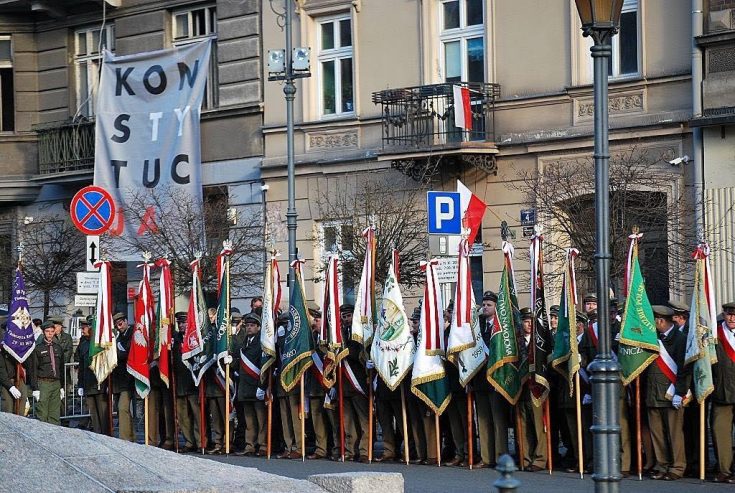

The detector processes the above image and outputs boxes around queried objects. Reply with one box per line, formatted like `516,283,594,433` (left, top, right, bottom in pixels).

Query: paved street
207,454,731,493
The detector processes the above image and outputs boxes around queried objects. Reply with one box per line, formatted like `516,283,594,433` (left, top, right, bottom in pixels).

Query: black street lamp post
573,1,624,492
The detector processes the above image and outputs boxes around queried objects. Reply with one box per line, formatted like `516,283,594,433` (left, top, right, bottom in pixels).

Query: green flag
685,246,716,403
280,260,314,392
550,250,580,394
619,239,658,386
487,242,525,405
214,248,231,370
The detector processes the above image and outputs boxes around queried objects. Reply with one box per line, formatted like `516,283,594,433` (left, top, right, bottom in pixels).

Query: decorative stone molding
574,90,645,124
306,130,359,151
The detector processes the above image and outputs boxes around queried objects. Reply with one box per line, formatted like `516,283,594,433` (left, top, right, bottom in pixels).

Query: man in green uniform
30,321,64,424
172,312,200,452
111,312,136,441
229,308,247,452
517,307,547,472
340,304,371,462
710,302,735,483
75,316,109,434
473,291,509,468
275,312,302,459
646,305,690,481
443,302,467,466
306,304,332,460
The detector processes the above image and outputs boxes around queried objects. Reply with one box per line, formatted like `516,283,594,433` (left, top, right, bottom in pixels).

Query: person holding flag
1,266,35,414
75,316,109,435
340,303,370,462
233,312,267,457
28,321,64,424
150,258,175,450
411,259,452,466
517,307,547,472
372,250,415,464
172,311,201,453
712,301,735,483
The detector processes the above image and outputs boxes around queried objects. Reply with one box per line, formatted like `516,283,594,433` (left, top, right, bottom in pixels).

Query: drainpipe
418,0,425,85
692,0,704,238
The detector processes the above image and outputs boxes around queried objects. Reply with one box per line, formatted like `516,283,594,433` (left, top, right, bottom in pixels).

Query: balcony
34,120,95,177
372,82,501,183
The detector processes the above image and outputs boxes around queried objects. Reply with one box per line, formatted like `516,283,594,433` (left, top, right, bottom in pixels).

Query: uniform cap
520,307,533,320
482,291,498,303
340,303,355,314
549,305,560,315
582,293,597,303
668,300,689,314
722,302,735,314
243,312,261,326
231,307,242,321
79,317,91,327
651,305,675,318
576,312,589,324
112,312,127,322
175,311,187,323
41,320,55,330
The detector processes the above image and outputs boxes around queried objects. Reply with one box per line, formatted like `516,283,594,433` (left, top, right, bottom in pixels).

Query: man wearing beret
646,305,690,481
473,290,509,468
172,312,201,452
28,321,64,424
710,302,735,483
75,316,109,434
111,312,136,441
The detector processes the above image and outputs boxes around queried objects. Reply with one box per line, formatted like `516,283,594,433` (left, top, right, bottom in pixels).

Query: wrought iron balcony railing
372,82,501,150
35,119,95,175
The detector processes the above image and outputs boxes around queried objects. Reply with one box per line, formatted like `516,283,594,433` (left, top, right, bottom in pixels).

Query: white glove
277,326,286,337
672,395,683,409
256,388,266,401
223,355,233,365
77,388,84,397
614,332,621,341
328,387,337,400
9,386,21,399
32,390,40,401
60,388,65,400
582,394,592,405
117,341,126,352
577,353,582,364
365,360,375,370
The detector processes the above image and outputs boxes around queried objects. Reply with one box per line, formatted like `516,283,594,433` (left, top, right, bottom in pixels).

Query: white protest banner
93,41,211,246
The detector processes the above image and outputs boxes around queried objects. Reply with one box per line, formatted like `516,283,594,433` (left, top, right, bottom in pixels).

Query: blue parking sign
427,191,461,235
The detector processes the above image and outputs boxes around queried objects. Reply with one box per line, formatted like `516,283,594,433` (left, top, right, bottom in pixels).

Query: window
318,16,354,117
0,37,13,132
440,0,484,83
610,0,639,77
173,5,218,109
319,221,356,301
74,25,114,118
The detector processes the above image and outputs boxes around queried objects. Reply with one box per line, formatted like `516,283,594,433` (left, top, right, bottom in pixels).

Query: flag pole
400,383,410,466
544,399,553,474
368,370,374,463
266,369,273,459
144,395,149,445
515,406,525,471
170,266,179,453
467,390,473,469
575,372,584,480
636,377,642,481
699,400,705,483
339,361,345,462
199,380,206,454
224,252,231,456
107,375,114,437
434,412,441,467
14,363,21,415
300,373,306,462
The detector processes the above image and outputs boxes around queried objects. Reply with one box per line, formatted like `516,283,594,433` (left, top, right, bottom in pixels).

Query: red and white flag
154,258,174,387
128,262,154,399
352,227,377,348
453,84,472,130
321,254,347,388
260,253,282,375
457,180,486,246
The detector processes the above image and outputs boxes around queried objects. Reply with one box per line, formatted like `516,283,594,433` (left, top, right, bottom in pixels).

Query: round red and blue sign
70,186,116,235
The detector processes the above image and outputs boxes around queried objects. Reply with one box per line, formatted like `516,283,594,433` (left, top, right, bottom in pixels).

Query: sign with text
435,256,459,284
74,295,98,307
76,272,100,294
93,41,210,242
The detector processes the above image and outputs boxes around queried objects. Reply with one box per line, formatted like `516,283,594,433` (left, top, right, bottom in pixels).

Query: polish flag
453,84,472,130
457,179,486,245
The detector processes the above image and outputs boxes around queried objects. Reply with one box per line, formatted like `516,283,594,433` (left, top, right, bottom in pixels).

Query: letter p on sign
427,191,461,235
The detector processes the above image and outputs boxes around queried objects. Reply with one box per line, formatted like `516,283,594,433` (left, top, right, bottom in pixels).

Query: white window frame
317,14,354,119
316,220,356,300
439,0,485,83
609,0,640,79
74,25,115,118
172,5,218,109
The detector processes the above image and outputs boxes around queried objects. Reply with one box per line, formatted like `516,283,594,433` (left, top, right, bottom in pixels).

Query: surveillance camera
261,184,270,192
668,155,690,166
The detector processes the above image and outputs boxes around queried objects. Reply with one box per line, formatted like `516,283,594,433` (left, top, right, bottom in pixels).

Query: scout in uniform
234,312,267,456
646,305,690,481
443,302,468,466
75,316,109,434
340,303,371,462
710,302,735,483
230,308,247,452
172,312,200,452
111,312,136,441
275,312,302,459
517,307,547,472
306,304,333,460
29,321,64,425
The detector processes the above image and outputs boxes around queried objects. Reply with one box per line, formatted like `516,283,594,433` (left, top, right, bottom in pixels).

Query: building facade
0,0,263,319
262,0,707,307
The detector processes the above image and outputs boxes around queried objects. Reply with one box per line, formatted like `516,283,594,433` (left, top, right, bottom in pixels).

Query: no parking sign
70,186,116,236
